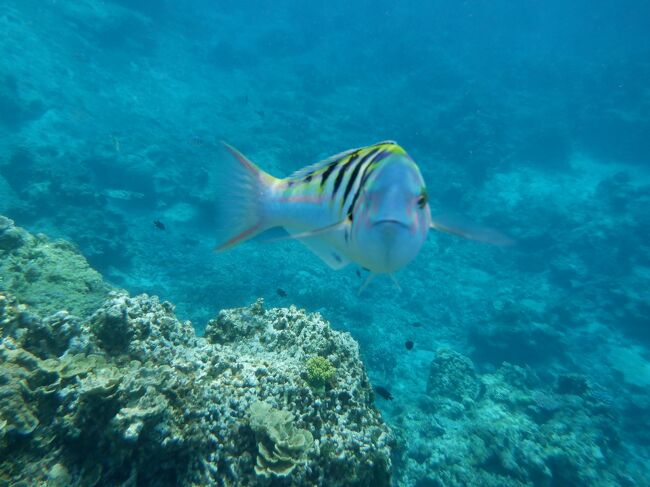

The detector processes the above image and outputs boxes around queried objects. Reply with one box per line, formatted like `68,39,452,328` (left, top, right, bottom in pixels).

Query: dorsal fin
287,147,360,181
287,141,398,181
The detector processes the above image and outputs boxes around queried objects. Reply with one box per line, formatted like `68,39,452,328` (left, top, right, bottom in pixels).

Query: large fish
213,141,507,290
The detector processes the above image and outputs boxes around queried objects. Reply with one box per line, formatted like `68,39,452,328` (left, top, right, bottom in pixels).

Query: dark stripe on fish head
320,161,339,188
332,152,359,201
346,149,384,221
341,150,373,210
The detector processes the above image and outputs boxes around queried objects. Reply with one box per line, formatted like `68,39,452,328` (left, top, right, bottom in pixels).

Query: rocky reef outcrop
394,348,639,487
0,217,392,486
0,215,111,319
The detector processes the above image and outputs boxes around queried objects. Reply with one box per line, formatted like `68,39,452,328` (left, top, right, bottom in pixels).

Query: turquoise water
1,0,649,484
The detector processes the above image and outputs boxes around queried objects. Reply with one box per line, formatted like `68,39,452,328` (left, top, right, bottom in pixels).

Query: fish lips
372,218,410,229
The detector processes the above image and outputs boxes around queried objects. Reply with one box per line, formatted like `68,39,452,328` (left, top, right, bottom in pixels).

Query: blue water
1,0,649,484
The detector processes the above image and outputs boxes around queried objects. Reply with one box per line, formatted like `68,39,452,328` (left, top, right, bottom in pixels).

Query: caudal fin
213,143,276,251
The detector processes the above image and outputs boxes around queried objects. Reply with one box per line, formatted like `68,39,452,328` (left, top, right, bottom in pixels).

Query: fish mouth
373,219,409,228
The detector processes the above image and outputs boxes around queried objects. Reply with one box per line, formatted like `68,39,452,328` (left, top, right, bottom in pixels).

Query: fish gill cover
1,0,649,486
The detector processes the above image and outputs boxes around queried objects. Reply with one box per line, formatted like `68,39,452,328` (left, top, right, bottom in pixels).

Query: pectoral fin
269,218,350,242
297,238,350,270
430,213,516,247
270,219,352,270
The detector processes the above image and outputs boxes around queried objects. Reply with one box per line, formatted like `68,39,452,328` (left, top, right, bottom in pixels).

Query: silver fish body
214,141,432,276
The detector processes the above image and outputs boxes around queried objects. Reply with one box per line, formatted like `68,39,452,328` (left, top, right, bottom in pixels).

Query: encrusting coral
0,217,393,486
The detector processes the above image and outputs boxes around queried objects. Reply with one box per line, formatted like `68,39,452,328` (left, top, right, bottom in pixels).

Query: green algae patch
0,216,111,319
305,355,336,393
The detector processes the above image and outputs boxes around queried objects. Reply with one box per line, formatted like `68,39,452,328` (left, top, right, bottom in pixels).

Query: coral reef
0,220,392,486
0,0,648,484
393,348,641,487
0,216,111,319
426,348,481,403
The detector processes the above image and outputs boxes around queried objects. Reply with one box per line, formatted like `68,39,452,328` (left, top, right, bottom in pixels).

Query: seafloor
1,0,649,486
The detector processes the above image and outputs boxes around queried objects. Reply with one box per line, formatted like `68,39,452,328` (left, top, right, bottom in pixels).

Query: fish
188,135,205,147
374,385,393,400
405,340,414,350
111,134,121,152
276,288,287,297
212,141,511,291
153,220,166,230
411,321,423,328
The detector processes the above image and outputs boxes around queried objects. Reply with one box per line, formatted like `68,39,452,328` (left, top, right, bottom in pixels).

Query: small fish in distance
374,386,393,400
189,135,205,147
154,220,166,230
405,340,414,350
276,288,287,297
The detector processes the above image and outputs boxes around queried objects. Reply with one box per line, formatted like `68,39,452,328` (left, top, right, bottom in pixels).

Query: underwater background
1,0,649,485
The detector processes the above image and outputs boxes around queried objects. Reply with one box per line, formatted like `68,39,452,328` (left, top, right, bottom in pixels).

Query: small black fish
153,220,166,230
405,340,414,350
276,288,287,297
411,321,423,328
255,109,265,118
356,269,361,278
374,386,393,400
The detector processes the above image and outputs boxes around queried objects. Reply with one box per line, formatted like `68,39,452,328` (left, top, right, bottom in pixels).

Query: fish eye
417,189,428,209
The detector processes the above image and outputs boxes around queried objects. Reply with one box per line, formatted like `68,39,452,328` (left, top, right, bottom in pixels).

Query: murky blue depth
1,0,649,484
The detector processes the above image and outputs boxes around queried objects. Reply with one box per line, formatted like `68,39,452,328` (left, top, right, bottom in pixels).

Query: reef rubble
0,216,392,486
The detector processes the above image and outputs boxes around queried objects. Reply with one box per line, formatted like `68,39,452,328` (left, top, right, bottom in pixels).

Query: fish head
351,153,431,273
